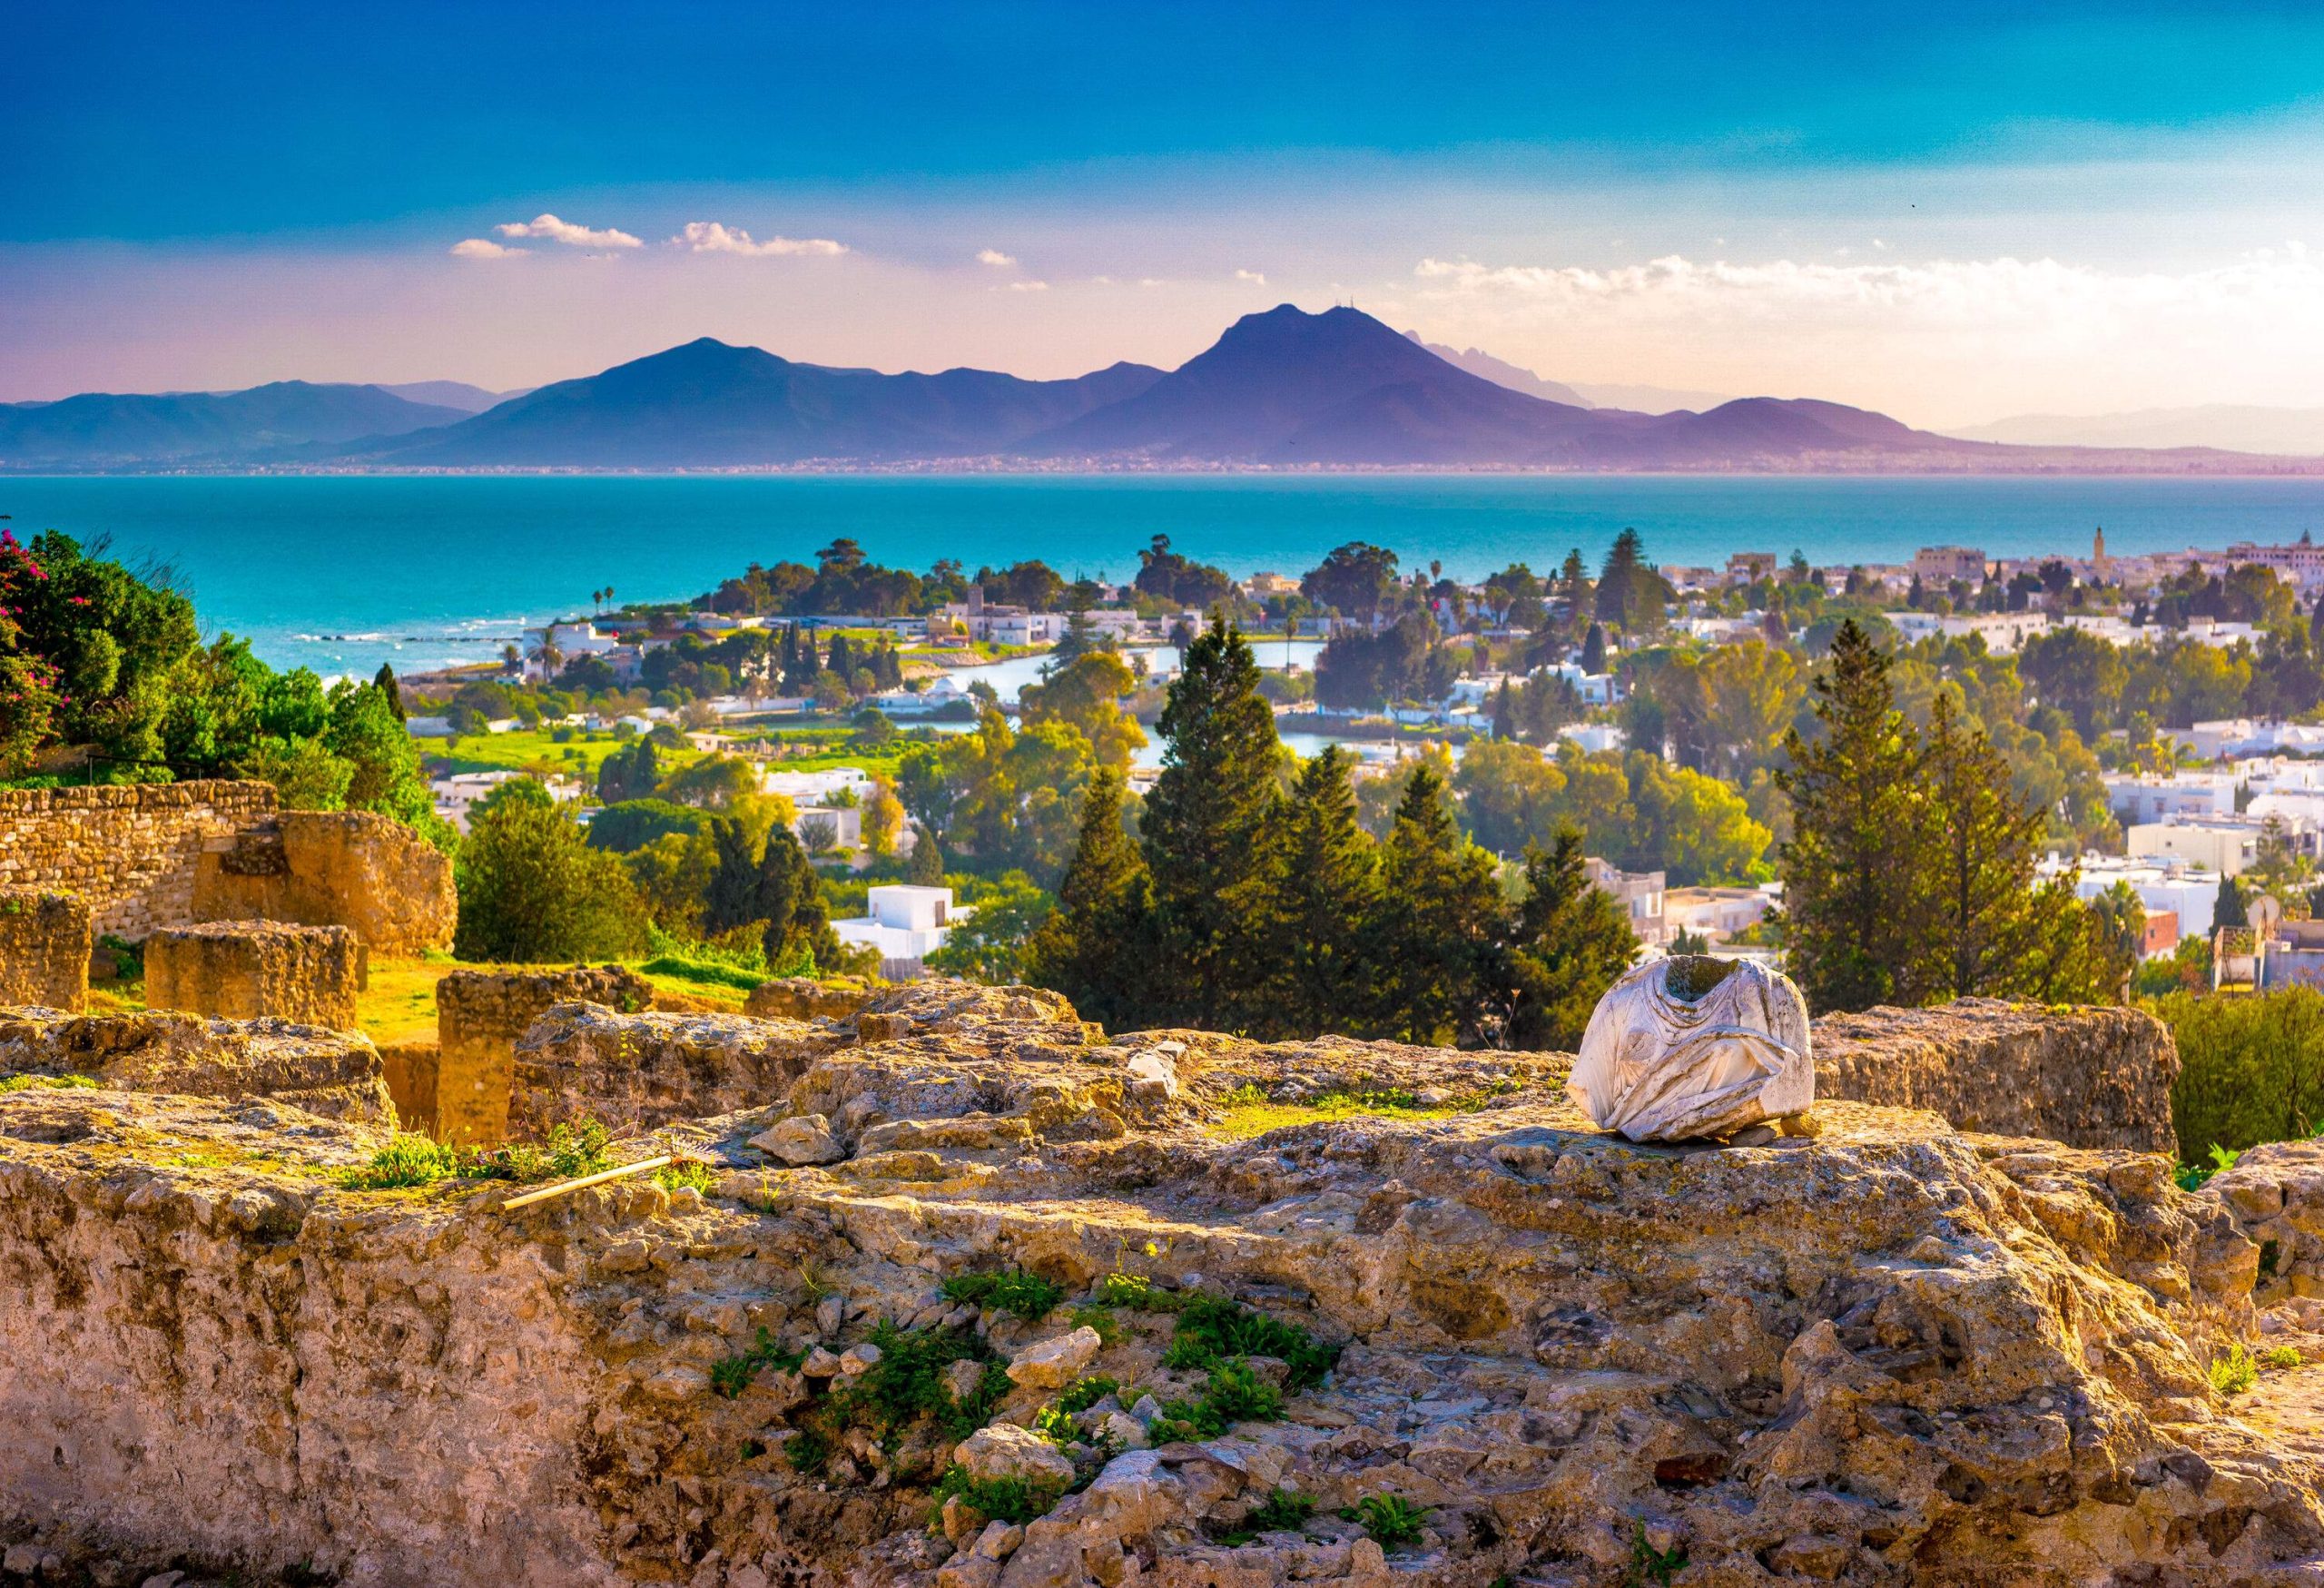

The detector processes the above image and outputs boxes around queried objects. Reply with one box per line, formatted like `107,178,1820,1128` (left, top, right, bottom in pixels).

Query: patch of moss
0,1072,98,1094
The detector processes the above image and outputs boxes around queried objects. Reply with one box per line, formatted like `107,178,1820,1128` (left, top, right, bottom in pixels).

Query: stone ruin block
144,921,363,1031
192,809,457,955
0,1006,392,1120
432,965,655,1147
743,974,877,1022
1813,996,2180,1155
509,1002,844,1139
0,888,91,1012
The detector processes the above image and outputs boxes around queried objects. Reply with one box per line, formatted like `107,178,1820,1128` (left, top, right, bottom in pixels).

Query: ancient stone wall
508,1003,843,1139
0,889,89,1011
192,811,456,955
0,1007,392,1121
1813,996,2181,1154
145,921,364,1030
0,781,276,940
433,966,656,1146
743,974,878,1021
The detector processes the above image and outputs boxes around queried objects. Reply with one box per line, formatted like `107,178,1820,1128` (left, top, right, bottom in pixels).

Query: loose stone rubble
0,980,2310,1588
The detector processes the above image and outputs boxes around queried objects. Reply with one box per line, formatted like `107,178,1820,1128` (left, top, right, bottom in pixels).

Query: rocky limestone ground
0,983,2320,1588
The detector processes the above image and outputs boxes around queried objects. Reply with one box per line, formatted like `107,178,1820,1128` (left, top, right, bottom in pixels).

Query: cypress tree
756,823,842,971
1491,678,1516,741
1775,620,1926,1012
828,633,854,679
1367,764,1504,1045
1595,528,1646,627
907,822,946,885
1140,616,1282,1026
1022,768,1153,1029
372,663,404,721
700,816,763,935
1502,831,1639,1050
1247,747,1378,1038
1579,622,1608,676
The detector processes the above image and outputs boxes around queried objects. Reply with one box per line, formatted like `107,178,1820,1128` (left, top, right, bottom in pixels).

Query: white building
2125,815,2269,877
833,885,964,978
764,766,874,804
1558,722,1627,754
429,770,581,833
520,620,621,682
2056,854,2222,949
1663,885,1773,943
793,804,863,853
2223,536,2324,591
2102,771,2238,825
1585,858,1667,947
1886,610,2051,655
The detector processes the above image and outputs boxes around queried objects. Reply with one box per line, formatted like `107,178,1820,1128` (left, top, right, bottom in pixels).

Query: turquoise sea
6,473,2324,678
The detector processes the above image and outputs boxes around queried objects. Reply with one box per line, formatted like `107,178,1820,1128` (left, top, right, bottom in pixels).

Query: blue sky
11,1,2324,421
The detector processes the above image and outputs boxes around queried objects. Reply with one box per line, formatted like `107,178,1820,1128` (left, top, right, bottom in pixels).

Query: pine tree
1247,748,1378,1038
1596,528,1646,627
372,663,404,721
700,816,763,934
1367,764,1504,1045
1022,768,1154,1028
1140,617,1283,1026
1775,620,1925,1013
755,824,842,971
1502,831,1639,1050
1556,548,1592,642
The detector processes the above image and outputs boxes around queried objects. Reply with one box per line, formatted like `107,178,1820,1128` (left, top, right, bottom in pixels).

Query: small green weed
339,1131,468,1190
1244,1488,1315,1533
2211,1343,2260,1396
1148,1356,1286,1441
1221,1082,1269,1107
931,1465,1064,1526
1069,1303,1124,1345
1165,1297,1340,1390
1626,1524,1688,1586
836,1320,1010,1440
1095,1271,1181,1311
941,1267,1065,1320
1031,1403,1080,1447
711,1327,807,1398
783,1426,832,1475
0,1071,98,1094
1057,1376,1119,1414
2177,1143,2243,1193
475,1118,615,1183
2263,1344,2305,1370
654,1158,716,1194
1339,1494,1430,1550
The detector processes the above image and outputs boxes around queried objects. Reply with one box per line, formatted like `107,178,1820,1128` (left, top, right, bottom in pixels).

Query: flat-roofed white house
833,885,966,978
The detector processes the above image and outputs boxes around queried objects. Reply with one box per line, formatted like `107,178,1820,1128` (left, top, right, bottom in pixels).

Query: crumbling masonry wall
1813,996,2181,1155
146,921,364,1031
0,782,277,940
192,810,456,955
0,889,90,1011
432,967,656,1147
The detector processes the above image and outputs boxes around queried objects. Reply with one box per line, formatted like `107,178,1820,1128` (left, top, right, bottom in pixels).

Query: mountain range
7,305,2320,474
1947,405,2324,457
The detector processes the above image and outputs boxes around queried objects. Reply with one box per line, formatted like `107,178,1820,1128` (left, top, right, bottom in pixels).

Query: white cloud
1009,280,1049,291
1235,268,1266,285
495,213,642,249
671,222,847,257
449,238,525,259
976,248,1018,267
1409,246,2324,422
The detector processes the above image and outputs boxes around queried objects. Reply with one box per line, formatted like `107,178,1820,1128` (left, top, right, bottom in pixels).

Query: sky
11,1,2324,427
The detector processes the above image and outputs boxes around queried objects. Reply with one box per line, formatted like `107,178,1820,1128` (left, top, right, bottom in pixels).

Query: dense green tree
700,817,764,935
1019,651,1147,767
1367,765,1505,1045
907,823,946,885
323,680,444,838
1502,832,1639,1051
587,798,712,853
454,796,649,962
1138,618,1282,1025
1301,542,1400,622
753,824,842,971
1248,748,1379,1038
1022,768,1154,1029
1579,623,1608,675
596,738,660,803
924,871,1052,983
1775,620,1926,1012
372,663,405,721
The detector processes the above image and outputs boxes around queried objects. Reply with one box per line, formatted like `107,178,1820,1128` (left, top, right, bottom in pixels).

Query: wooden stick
500,1154,673,1210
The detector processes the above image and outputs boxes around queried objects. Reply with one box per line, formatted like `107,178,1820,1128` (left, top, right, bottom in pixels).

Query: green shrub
340,1131,467,1190
654,1158,717,1194
2211,1343,2260,1396
2155,988,2324,1168
1069,1303,1124,1345
97,932,143,981
711,1327,806,1398
1626,1524,1688,1586
835,1320,1009,1440
1165,1297,1340,1390
476,1118,615,1183
1244,1488,1315,1533
1339,1494,1429,1549
1096,1271,1181,1311
931,1465,1063,1526
1057,1376,1119,1415
783,1427,832,1475
0,1072,98,1095
2176,1142,2242,1193
1031,1403,1080,1447
2263,1344,2304,1370
941,1267,1066,1320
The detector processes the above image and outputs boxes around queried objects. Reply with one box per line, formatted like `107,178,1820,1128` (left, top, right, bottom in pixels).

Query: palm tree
526,636,565,677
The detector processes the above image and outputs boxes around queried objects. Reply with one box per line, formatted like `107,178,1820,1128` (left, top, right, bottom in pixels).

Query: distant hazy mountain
358,340,1166,467
1567,380,1739,415
1949,405,2324,456
1401,333,1592,406
0,381,467,467
376,380,531,414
